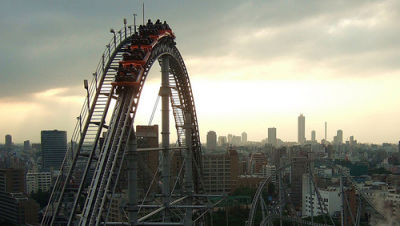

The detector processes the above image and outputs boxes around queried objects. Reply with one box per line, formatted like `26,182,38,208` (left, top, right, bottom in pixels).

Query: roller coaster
41,17,393,226
42,18,208,226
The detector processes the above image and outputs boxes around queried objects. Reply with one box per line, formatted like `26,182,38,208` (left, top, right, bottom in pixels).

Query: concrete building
241,132,247,144
26,172,52,194
5,135,12,149
232,136,241,146
261,164,276,185
268,127,277,146
202,149,239,194
291,156,308,209
249,152,267,175
302,174,341,216
311,130,316,143
0,168,25,193
0,168,39,225
206,131,217,151
298,114,306,144
218,136,227,146
23,140,31,151
41,130,67,171
336,130,343,144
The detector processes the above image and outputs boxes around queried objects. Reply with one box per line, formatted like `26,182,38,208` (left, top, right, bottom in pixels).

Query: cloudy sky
1,0,400,144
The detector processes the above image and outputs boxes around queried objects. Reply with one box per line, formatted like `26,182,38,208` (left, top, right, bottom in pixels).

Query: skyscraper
241,132,247,144
5,134,12,148
24,140,31,151
311,130,316,142
268,127,277,146
206,131,217,151
298,114,305,144
218,136,227,146
41,130,67,171
336,130,343,144
324,122,327,141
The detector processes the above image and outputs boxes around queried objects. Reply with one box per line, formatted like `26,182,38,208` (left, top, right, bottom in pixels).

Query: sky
0,0,400,144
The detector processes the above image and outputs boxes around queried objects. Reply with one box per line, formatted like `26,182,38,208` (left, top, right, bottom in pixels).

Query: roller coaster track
42,19,203,225
247,159,388,226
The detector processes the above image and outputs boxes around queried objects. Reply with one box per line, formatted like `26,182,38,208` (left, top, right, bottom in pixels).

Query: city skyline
1,0,400,144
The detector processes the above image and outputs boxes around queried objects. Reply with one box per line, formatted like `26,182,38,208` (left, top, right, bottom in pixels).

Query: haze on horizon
0,0,399,144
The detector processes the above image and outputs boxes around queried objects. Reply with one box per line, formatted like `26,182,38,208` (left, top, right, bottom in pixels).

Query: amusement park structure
42,17,213,225
41,16,391,226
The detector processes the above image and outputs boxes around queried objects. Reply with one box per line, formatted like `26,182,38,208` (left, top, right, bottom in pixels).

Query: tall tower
206,131,217,151
241,132,247,144
268,127,277,146
41,130,67,171
336,130,343,144
324,122,327,141
298,114,305,144
311,130,316,142
5,134,12,148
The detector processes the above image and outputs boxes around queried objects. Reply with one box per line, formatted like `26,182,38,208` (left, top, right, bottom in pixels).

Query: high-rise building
302,174,341,217
227,134,233,144
0,168,39,225
261,164,277,185
218,136,227,146
5,134,12,148
398,141,400,152
241,132,247,144
232,136,241,146
23,140,31,151
206,131,217,151
324,122,327,141
0,168,25,193
136,125,159,195
41,130,67,171
336,130,343,144
291,156,308,209
202,149,239,194
249,152,267,175
268,127,277,146
311,130,316,142
26,172,52,194
298,114,305,144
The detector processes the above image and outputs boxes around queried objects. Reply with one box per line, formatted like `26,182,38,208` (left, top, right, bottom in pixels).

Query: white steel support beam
160,55,171,219
183,112,193,226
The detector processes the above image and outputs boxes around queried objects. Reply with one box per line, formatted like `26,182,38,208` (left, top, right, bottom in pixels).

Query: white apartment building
302,174,341,217
26,172,52,194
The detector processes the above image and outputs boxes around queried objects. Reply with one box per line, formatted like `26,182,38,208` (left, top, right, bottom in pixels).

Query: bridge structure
41,17,218,226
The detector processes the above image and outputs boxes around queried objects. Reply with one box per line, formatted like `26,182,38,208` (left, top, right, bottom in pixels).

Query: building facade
26,172,52,194
298,114,306,144
41,130,67,171
206,131,217,151
268,127,277,146
202,149,239,194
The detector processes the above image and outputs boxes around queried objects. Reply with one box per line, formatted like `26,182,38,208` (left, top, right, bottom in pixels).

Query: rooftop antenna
142,2,145,25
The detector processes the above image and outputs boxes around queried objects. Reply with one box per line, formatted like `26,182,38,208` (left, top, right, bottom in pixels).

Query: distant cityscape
1,114,400,224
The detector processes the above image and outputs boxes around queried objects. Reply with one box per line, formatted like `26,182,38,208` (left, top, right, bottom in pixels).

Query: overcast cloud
1,0,399,143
